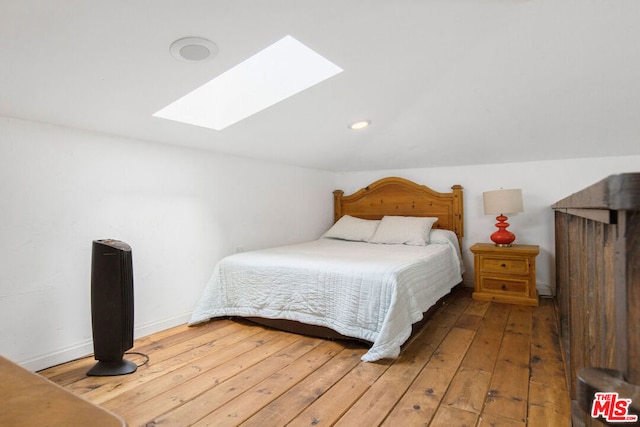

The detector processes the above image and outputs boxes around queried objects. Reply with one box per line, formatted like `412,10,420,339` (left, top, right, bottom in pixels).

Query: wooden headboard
333,177,464,245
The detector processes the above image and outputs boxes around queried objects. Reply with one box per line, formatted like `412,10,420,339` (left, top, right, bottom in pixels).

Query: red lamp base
490,214,516,246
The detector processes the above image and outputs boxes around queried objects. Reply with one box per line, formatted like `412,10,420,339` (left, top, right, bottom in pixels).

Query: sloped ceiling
1,0,639,171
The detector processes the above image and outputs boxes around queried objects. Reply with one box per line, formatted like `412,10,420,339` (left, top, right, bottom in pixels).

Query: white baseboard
537,284,553,296
21,340,94,373
133,312,192,340
21,312,192,372
462,278,474,288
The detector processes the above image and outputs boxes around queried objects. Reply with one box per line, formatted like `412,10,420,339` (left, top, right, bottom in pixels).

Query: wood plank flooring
39,288,571,426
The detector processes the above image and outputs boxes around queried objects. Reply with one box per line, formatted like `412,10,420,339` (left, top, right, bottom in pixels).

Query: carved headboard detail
333,176,464,245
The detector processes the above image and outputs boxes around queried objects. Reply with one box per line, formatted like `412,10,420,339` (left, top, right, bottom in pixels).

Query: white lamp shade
483,189,524,215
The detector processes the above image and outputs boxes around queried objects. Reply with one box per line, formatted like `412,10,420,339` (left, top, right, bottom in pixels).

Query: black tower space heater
86,239,137,376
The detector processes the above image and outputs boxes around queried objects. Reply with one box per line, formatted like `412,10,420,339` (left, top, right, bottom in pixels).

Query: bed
189,177,464,362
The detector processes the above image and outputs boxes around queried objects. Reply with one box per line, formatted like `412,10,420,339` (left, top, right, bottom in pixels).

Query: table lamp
482,188,524,246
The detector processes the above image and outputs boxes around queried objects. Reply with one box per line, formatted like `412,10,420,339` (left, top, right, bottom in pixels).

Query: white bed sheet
189,233,463,362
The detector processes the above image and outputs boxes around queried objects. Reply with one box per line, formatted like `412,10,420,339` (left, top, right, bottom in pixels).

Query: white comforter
189,233,463,362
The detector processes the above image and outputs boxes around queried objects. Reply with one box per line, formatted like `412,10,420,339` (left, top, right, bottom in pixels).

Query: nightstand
470,243,539,306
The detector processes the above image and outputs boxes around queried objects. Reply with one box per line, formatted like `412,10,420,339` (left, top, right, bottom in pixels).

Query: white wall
336,155,640,294
0,117,335,370
3,115,638,371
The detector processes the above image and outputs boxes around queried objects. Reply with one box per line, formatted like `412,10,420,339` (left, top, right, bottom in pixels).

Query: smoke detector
170,37,218,62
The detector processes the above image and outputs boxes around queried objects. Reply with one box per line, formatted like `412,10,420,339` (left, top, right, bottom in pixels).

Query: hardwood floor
39,288,571,426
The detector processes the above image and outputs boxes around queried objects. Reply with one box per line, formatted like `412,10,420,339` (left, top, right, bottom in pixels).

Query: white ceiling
2,0,639,172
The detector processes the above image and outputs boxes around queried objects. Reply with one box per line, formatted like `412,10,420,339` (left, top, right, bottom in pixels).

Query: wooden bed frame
247,176,464,343
334,176,464,246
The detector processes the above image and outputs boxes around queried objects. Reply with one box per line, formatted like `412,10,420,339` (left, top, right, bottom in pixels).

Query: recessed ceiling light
170,37,218,62
349,120,371,130
154,35,343,130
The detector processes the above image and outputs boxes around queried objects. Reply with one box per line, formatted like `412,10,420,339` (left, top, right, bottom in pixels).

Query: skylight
153,35,343,130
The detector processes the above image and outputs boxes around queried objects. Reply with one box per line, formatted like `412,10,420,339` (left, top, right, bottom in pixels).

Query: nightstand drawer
479,257,529,275
480,276,528,294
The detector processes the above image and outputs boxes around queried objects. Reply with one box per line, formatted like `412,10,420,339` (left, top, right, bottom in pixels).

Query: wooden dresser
470,243,539,306
552,173,640,425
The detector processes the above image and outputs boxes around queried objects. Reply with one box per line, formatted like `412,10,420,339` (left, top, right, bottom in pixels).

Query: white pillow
369,216,438,245
428,228,458,245
322,215,380,242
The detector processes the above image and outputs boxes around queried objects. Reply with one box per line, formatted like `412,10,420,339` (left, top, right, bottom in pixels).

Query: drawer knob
500,263,507,268
501,284,507,290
